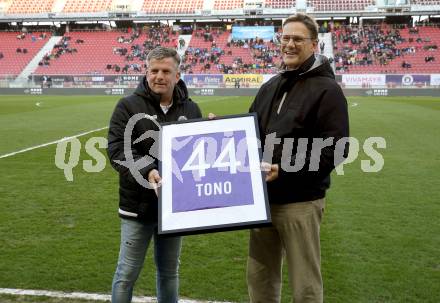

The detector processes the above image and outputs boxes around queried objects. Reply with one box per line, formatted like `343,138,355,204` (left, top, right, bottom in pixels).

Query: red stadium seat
33,29,179,76
0,32,52,77
7,0,55,13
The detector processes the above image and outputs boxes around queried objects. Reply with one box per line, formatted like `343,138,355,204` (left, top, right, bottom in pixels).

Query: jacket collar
281,54,316,78
280,54,335,79
134,76,188,106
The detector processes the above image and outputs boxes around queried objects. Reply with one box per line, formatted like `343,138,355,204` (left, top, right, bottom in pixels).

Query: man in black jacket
108,47,202,303
247,14,349,303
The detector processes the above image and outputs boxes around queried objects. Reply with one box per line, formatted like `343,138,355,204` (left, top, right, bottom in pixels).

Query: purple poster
171,131,254,213
159,114,270,235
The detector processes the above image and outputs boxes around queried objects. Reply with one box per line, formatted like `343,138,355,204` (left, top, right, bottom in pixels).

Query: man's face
281,22,317,70
146,57,180,99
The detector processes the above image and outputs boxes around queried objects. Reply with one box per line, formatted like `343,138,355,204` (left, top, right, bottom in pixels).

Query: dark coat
250,55,349,203
107,76,202,221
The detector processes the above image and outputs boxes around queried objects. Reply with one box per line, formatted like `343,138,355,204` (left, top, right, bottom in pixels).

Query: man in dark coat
247,13,349,303
108,47,202,303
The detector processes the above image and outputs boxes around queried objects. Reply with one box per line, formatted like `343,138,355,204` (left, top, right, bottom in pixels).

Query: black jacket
250,54,349,204
107,76,202,222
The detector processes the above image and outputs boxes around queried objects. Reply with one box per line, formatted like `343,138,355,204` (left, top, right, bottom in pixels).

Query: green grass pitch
0,94,439,302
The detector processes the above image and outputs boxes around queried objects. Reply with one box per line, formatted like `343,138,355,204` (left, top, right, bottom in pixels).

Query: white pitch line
350,102,359,107
0,126,108,159
0,288,233,303
195,96,241,103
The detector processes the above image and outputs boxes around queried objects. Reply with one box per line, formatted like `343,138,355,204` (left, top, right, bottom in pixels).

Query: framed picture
158,114,270,235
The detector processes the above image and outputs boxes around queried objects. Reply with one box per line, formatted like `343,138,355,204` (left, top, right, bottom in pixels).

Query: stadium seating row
3,0,417,14
264,0,295,9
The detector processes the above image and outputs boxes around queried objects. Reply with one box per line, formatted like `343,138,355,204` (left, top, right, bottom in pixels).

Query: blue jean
111,218,182,303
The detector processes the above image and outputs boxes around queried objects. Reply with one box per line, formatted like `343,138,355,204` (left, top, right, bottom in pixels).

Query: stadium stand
33,27,178,75
264,0,295,8
308,0,374,11
62,0,113,13
0,32,51,77
182,27,280,74
332,24,440,74
213,0,244,10
412,0,440,4
6,0,55,14
142,0,204,14
1,0,439,78
0,23,430,77
183,28,229,73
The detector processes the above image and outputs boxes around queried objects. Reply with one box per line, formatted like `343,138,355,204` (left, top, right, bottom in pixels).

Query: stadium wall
8,74,440,90
1,87,440,97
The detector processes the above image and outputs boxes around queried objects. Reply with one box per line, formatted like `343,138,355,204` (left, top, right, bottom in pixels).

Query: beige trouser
247,199,325,303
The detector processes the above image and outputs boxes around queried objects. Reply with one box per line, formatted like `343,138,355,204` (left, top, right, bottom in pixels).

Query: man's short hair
146,47,180,69
283,13,319,41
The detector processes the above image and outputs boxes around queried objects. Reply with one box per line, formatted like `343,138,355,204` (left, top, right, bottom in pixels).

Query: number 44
181,139,242,177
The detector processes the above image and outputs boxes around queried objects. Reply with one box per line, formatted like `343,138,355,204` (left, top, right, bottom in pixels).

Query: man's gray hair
146,47,180,69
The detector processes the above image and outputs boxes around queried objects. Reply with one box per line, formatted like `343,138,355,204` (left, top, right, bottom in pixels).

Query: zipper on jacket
277,92,287,115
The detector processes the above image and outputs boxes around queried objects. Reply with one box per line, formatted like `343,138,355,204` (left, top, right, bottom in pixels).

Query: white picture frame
158,114,270,235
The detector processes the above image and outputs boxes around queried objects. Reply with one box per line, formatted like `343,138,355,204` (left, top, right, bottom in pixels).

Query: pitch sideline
0,288,233,303
0,126,109,159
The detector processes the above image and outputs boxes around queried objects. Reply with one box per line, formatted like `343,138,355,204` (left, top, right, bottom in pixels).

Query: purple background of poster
171,131,254,213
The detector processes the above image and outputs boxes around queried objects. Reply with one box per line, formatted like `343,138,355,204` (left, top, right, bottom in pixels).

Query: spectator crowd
332,24,437,73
